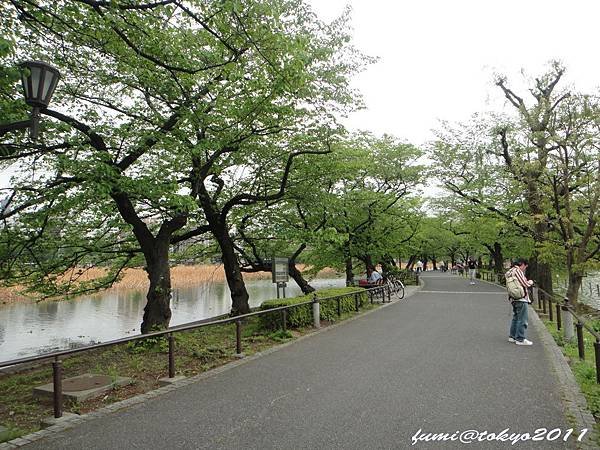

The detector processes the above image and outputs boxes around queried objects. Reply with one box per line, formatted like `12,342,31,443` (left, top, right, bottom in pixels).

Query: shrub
127,335,168,354
396,269,418,286
258,287,368,330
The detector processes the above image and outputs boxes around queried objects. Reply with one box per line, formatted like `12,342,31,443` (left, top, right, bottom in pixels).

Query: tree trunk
141,241,172,333
527,257,553,296
198,184,251,316
111,191,186,334
345,257,354,286
492,242,503,273
218,231,251,315
289,263,315,294
381,258,394,275
564,248,582,306
448,250,457,267
343,240,354,286
406,254,417,270
383,255,396,269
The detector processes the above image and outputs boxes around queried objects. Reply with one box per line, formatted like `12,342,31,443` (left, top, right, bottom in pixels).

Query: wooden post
236,320,242,355
52,357,63,419
576,322,585,360
168,333,175,378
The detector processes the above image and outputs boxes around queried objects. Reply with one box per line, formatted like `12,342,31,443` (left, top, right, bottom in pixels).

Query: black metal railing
535,286,600,384
0,284,396,419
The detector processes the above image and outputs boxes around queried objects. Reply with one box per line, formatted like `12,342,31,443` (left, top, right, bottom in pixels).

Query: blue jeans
509,301,529,341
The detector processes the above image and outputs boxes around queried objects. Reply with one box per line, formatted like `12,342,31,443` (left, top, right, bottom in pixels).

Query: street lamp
0,60,61,139
20,60,61,139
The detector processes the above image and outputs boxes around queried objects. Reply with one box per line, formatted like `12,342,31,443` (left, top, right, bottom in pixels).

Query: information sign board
272,257,289,283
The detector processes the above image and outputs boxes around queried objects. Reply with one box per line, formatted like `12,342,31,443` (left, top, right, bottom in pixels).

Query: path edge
0,285,422,449
529,307,598,449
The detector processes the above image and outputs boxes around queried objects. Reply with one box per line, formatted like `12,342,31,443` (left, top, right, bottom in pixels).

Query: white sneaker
515,339,533,346
508,337,515,343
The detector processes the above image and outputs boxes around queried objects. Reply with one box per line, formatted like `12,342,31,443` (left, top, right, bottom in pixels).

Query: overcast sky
309,0,600,146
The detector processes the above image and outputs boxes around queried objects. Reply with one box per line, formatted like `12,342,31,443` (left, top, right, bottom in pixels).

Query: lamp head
20,60,61,109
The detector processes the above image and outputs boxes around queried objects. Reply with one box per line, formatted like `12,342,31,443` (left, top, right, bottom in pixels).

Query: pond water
554,272,600,310
0,278,345,362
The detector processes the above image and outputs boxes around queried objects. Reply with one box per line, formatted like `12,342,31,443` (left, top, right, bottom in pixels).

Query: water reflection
0,278,343,362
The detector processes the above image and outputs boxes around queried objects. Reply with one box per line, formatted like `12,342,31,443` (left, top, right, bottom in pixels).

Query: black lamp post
0,60,61,139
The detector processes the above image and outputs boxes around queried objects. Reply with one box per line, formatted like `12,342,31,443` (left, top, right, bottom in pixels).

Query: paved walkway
22,273,575,449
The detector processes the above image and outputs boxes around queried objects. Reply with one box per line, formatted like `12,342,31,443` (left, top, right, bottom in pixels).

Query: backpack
505,268,525,300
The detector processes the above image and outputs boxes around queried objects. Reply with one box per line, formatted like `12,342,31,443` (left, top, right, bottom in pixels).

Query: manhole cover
63,374,113,392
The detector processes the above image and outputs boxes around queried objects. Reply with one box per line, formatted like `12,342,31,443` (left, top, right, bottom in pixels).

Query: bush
384,266,416,284
258,287,368,330
127,335,168,354
397,269,418,286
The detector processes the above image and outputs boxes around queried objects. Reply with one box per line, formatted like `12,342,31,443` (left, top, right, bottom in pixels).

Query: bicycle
383,274,405,299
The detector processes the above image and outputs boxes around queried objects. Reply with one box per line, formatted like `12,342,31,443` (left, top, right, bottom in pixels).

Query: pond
554,272,600,310
0,278,345,362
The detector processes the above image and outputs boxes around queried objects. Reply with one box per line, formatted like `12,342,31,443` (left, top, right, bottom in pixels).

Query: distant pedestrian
467,258,477,284
506,259,535,346
415,260,423,273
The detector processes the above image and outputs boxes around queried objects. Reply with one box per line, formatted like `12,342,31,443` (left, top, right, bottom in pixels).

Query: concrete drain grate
33,373,133,402
63,374,113,392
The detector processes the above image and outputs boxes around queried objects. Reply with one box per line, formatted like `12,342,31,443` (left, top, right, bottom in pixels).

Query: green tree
545,93,600,304
430,63,600,305
493,62,571,294
299,133,423,284
0,0,368,330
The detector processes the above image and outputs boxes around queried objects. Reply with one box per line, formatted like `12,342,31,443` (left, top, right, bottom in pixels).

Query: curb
1,285,422,448
529,307,598,449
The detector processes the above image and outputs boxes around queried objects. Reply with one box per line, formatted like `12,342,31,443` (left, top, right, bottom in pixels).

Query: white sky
309,0,600,146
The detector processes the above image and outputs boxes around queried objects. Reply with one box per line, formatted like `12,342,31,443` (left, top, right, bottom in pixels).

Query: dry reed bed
0,265,339,304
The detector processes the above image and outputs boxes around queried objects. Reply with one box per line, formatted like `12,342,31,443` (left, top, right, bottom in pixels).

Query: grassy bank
0,289,378,443
542,318,600,444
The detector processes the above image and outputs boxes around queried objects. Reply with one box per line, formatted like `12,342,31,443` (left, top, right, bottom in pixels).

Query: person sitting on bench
367,266,384,285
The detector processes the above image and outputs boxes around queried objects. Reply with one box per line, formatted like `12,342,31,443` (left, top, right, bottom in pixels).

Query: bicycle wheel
396,280,405,299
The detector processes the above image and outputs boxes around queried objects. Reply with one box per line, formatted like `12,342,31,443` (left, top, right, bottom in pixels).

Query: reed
0,287,29,304
68,264,336,289
64,264,271,290
0,264,339,304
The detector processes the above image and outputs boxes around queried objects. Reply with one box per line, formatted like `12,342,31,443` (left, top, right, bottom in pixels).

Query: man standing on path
507,259,535,346
468,257,477,284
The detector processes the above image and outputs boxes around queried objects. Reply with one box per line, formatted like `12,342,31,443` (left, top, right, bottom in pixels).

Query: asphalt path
25,273,572,449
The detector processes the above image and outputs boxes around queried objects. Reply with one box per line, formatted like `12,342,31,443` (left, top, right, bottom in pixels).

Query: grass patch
542,317,600,445
0,293,381,442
